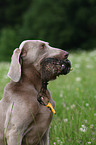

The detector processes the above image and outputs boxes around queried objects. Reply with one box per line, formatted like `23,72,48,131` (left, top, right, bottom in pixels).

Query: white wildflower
64,118,68,123
79,128,87,132
60,91,63,98
94,113,96,116
79,128,84,132
88,142,91,144
81,125,86,128
86,103,89,107
80,125,87,132
76,77,81,82
71,104,75,109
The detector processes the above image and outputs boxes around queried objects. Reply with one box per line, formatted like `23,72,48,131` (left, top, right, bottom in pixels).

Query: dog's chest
22,103,54,145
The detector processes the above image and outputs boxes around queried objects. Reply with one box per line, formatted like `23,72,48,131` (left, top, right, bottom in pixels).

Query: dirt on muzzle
40,58,71,83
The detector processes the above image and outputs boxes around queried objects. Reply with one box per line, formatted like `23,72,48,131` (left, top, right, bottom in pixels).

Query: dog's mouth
40,58,72,82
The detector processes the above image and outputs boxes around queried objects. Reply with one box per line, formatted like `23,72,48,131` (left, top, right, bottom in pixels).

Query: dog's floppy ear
8,41,28,82
8,48,22,82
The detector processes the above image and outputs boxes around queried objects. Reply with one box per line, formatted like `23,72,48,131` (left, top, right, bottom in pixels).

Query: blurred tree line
0,0,96,61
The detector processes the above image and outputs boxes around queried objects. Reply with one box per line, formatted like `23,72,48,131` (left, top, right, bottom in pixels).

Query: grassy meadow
0,50,96,145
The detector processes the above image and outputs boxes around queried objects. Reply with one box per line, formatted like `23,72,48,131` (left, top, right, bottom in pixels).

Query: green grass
0,50,96,145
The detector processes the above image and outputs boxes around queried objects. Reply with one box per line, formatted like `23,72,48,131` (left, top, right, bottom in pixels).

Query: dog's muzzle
40,58,72,82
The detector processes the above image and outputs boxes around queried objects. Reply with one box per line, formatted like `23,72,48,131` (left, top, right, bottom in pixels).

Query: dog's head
8,40,71,82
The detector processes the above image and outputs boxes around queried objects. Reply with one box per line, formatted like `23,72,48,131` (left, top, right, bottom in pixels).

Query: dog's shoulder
4,81,39,107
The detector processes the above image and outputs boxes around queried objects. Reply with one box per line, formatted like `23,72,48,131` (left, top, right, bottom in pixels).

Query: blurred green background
0,0,96,61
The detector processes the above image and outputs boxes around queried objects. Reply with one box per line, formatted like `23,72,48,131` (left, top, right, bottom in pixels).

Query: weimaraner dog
0,40,69,145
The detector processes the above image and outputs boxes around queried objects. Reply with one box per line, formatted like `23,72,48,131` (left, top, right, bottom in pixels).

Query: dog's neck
21,61,42,92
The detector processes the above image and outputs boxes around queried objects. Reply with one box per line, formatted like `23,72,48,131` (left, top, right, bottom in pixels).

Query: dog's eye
40,43,46,49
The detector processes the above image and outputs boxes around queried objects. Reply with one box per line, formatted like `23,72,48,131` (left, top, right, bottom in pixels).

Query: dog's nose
60,51,69,59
